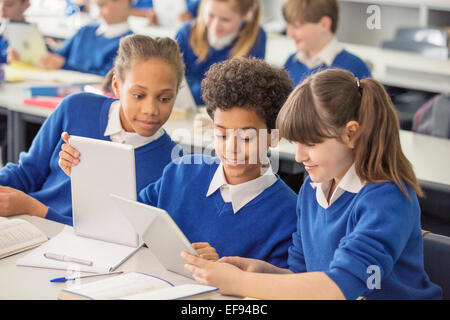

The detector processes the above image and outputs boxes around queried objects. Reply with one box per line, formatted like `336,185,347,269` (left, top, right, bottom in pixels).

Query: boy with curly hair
138,57,297,268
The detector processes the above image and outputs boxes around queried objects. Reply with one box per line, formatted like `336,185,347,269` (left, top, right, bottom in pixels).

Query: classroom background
0,1,449,242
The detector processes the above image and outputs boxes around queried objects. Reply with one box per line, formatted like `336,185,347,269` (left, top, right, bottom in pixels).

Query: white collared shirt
206,163,278,214
104,101,164,148
310,164,365,209
295,37,344,69
95,21,131,39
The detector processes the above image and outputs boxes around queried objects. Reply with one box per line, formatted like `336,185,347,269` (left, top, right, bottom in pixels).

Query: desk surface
0,215,233,300
1,81,450,187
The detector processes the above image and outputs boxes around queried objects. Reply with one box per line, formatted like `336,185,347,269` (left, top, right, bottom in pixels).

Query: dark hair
113,34,185,91
282,0,339,34
202,57,293,130
276,68,422,198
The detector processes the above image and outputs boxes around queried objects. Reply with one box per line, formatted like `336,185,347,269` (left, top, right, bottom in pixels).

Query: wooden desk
0,215,231,300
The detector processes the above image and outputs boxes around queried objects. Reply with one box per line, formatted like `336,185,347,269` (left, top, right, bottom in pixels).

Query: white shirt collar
310,164,365,209
206,162,278,214
295,37,344,69
95,21,130,39
104,100,164,148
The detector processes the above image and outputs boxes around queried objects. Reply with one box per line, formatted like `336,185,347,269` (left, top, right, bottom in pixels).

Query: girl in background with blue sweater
182,69,442,300
175,0,266,105
0,35,184,226
36,0,133,76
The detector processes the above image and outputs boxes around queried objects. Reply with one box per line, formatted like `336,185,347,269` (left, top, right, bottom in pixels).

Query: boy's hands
38,53,65,70
58,132,80,177
192,242,219,261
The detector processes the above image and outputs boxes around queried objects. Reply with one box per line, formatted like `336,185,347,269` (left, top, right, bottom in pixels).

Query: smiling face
203,0,243,38
213,107,272,185
112,57,178,137
293,136,353,185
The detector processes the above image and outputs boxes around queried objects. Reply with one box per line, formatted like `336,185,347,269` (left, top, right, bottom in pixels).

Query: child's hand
6,47,20,63
178,11,194,23
181,251,244,296
38,53,65,70
0,186,47,218
146,9,158,25
192,242,219,261
218,256,281,274
58,132,80,177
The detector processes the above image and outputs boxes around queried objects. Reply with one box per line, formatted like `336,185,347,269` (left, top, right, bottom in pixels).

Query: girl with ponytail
181,68,442,300
175,0,265,105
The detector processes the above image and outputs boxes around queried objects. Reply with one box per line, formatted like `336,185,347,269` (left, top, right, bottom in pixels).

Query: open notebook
58,272,218,300
16,226,142,273
0,217,47,259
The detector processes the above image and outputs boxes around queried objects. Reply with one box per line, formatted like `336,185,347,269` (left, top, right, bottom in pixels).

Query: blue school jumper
138,154,297,268
0,93,178,226
55,25,132,76
175,21,267,105
0,33,8,63
284,49,372,86
288,176,442,300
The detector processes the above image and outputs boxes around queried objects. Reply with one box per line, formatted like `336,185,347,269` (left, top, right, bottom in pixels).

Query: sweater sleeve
324,183,418,300
45,206,73,226
0,99,66,192
138,178,162,207
287,187,307,273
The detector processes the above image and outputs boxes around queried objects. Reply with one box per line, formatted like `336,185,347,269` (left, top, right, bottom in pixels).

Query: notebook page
0,218,47,259
122,284,219,300
63,272,173,300
16,226,141,273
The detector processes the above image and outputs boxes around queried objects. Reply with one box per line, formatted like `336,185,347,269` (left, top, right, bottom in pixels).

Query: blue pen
50,271,123,283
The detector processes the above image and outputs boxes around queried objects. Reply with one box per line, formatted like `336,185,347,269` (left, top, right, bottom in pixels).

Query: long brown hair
190,0,261,61
276,68,422,199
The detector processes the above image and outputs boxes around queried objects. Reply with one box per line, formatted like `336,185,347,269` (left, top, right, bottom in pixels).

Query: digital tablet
110,194,198,279
69,136,139,248
5,22,48,66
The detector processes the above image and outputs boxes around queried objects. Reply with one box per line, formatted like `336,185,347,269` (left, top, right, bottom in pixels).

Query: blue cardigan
138,154,297,268
55,24,132,76
0,93,178,226
288,176,442,300
284,49,372,86
175,21,267,105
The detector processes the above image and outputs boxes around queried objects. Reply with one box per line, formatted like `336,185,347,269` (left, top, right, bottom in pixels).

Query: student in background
175,0,266,105
0,0,30,63
182,69,442,300
36,0,133,76
0,35,184,226
131,0,200,25
282,0,371,86
137,58,297,267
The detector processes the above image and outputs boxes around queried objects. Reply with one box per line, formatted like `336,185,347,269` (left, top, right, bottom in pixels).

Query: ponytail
276,68,422,199
354,78,423,198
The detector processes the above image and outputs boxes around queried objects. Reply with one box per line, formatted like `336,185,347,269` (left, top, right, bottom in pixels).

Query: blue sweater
138,154,297,268
55,24,132,76
288,176,442,300
175,21,267,105
0,93,178,226
0,33,8,64
284,49,372,86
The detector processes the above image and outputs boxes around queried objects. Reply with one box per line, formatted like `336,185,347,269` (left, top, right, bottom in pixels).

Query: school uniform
138,154,297,268
175,21,267,105
0,34,7,64
284,37,372,86
55,22,133,76
0,93,178,226
288,164,442,300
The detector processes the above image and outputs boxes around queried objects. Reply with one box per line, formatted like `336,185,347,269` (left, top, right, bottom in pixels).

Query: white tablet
110,194,198,279
173,77,197,110
69,136,139,248
4,22,48,66
153,0,187,29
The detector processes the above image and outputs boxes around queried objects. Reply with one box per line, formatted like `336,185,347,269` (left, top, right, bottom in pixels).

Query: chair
422,231,450,300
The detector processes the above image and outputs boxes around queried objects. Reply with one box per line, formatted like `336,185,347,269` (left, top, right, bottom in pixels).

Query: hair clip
356,79,362,95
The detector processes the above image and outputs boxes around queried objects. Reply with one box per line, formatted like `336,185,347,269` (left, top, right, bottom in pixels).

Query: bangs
276,83,335,144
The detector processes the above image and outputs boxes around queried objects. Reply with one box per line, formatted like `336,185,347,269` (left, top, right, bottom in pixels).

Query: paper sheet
16,226,141,273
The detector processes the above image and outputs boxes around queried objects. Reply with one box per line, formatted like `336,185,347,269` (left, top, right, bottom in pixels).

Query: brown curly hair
201,57,293,130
